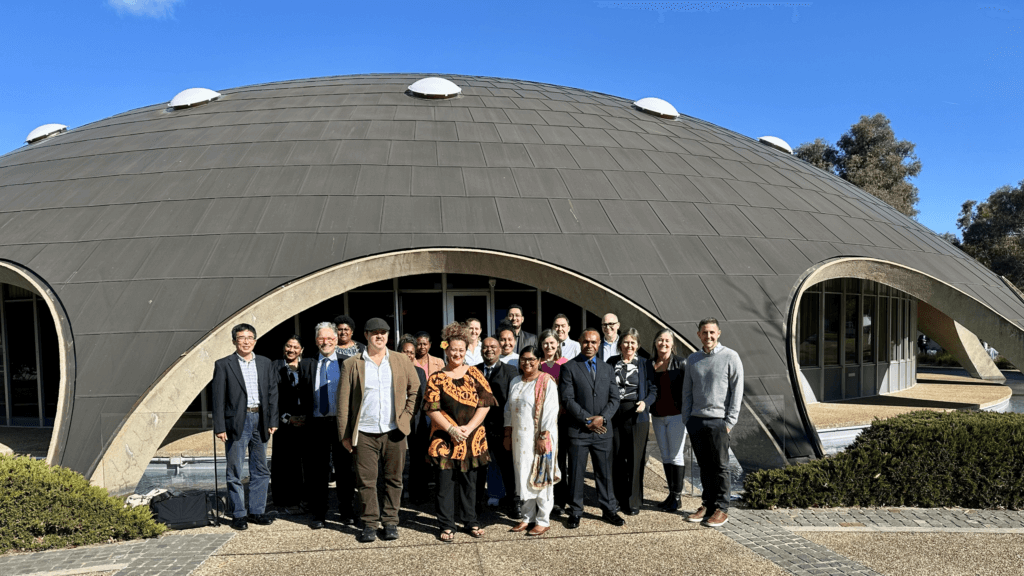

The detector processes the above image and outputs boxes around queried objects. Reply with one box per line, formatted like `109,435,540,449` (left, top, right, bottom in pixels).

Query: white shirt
600,337,619,363
358,350,397,434
500,353,520,368
464,341,483,367
559,338,581,360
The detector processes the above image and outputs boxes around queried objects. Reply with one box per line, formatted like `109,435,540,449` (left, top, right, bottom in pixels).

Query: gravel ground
801,532,1024,576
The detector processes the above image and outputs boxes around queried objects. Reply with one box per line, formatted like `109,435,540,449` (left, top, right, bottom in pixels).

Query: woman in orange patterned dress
423,322,496,542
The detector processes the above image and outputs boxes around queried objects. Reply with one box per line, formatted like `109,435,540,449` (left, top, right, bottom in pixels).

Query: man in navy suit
559,328,624,528
212,323,280,531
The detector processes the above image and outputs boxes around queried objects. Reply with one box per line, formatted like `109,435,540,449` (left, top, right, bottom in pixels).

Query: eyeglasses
601,322,619,327
519,357,539,364
235,336,255,342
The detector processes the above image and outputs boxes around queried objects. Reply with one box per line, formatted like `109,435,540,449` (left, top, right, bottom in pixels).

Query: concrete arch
0,259,76,466
787,257,1024,457
89,248,707,493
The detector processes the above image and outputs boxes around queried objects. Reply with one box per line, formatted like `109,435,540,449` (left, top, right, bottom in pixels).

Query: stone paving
2,506,1023,575
0,533,233,576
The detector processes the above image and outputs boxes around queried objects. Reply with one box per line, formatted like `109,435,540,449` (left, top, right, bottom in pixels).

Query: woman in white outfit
503,345,560,536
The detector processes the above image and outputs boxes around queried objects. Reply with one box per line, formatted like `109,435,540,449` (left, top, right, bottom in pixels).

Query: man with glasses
338,318,421,542
298,322,356,529
552,314,580,360
212,324,279,530
333,315,366,359
506,304,537,354
599,313,621,362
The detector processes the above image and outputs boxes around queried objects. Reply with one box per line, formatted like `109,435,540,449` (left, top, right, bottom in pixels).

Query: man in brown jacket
337,318,420,543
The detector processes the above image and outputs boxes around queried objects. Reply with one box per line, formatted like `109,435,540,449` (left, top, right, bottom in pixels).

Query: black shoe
248,514,274,526
551,505,563,517
338,513,356,526
230,517,249,531
357,525,377,543
566,514,581,529
624,508,640,516
382,524,399,540
310,520,325,530
602,511,626,527
507,501,523,520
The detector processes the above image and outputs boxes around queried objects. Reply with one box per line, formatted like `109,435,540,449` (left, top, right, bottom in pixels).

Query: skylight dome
758,136,793,154
407,77,462,99
633,97,679,119
168,88,222,110
25,124,67,144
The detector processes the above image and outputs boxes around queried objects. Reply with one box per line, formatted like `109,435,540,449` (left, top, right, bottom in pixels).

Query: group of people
210,303,745,543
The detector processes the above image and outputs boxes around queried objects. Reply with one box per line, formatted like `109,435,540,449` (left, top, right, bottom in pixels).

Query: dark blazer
558,354,619,441
411,366,430,436
647,354,687,416
514,329,538,354
273,359,307,423
211,353,280,443
606,354,657,423
476,361,520,434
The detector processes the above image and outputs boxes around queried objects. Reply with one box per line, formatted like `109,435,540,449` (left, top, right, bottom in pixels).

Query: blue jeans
225,411,269,518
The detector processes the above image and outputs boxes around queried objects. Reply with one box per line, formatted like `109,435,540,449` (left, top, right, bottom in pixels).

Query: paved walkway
3,504,1022,576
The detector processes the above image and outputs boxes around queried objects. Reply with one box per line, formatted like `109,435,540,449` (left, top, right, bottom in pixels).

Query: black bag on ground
150,492,212,529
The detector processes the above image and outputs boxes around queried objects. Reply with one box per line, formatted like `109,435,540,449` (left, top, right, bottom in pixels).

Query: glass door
445,291,491,336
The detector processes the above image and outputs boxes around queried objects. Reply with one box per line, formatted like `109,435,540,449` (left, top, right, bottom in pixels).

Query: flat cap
364,317,390,333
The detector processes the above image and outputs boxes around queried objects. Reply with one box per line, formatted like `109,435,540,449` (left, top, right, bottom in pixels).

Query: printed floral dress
423,366,497,471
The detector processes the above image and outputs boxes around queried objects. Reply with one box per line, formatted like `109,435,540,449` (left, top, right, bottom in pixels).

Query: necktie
588,359,596,380
485,365,492,379
319,358,330,416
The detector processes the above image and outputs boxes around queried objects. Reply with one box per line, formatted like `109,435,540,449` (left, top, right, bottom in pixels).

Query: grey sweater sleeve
724,350,744,429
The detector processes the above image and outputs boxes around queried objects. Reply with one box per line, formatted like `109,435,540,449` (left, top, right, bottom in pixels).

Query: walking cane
212,429,221,527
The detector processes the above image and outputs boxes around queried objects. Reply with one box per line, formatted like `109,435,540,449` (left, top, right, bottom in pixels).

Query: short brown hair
697,317,720,330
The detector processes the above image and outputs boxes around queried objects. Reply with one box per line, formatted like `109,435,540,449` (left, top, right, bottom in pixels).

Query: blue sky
2,1,1020,236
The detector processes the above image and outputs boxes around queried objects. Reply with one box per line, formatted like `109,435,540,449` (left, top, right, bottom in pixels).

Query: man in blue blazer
212,323,280,531
559,328,624,528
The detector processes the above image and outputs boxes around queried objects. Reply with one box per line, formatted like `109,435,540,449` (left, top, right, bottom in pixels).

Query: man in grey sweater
680,317,743,527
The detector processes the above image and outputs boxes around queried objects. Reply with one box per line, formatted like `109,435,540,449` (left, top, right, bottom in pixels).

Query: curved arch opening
0,260,75,466
787,257,1024,457
90,248,699,493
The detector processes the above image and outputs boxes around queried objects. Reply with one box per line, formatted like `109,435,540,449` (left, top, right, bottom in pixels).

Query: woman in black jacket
646,328,687,512
607,328,657,515
271,335,309,513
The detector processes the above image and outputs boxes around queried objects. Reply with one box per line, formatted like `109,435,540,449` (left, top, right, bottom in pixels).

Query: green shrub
0,455,166,553
744,411,1024,509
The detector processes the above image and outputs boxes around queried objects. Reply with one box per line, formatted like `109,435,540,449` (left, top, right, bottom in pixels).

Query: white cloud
108,0,183,18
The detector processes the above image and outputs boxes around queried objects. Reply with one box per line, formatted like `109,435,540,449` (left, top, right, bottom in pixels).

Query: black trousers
308,416,355,521
553,415,570,507
566,434,616,516
270,421,308,507
686,417,731,512
436,466,479,531
407,428,433,502
611,405,649,512
478,429,516,507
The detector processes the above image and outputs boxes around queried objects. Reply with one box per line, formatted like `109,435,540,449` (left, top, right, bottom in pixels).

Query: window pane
891,298,901,361
824,279,842,292
4,299,39,425
799,293,820,367
862,296,875,364
878,297,889,363
37,299,59,423
844,278,861,294
445,274,491,290
845,294,859,364
824,293,841,366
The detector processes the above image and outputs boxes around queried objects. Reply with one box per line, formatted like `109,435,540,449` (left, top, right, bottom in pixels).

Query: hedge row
0,455,166,553
744,411,1024,509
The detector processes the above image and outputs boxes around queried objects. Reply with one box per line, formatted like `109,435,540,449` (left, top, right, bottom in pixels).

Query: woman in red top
647,328,688,512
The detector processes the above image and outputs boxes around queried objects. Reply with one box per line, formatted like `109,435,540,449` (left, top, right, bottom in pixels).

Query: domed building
1,74,1021,494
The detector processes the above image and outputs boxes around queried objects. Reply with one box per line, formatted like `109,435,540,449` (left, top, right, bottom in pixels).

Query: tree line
794,114,1022,290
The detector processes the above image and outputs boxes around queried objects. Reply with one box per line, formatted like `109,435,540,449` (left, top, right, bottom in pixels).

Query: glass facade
0,284,60,427
797,279,917,402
